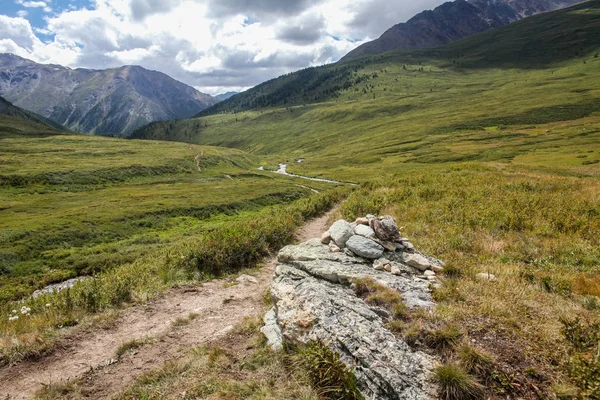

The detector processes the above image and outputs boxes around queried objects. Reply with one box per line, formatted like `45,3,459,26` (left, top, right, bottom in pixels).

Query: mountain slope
0,95,68,137
132,0,600,157
0,55,218,135
342,0,584,60
169,0,598,119
216,92,239,101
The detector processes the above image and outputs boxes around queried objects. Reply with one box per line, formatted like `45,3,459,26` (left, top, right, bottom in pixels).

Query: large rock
346,235,385,259
268,240,437,399
328,220,354,248
370,215,401,242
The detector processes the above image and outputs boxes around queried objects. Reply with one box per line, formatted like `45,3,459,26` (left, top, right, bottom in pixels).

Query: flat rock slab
269,240,437,399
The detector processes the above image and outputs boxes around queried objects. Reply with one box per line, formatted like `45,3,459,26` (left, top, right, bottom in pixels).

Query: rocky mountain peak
0,54,218,135
342,0,584,60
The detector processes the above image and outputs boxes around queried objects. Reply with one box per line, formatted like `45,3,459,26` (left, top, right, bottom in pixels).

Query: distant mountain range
216,92,239,101
0,54,219,135
342,0,583,60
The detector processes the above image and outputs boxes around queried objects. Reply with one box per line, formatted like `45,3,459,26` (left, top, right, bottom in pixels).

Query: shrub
561,318,600,351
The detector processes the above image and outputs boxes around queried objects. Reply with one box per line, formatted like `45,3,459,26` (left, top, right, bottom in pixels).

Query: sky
0,0,446,95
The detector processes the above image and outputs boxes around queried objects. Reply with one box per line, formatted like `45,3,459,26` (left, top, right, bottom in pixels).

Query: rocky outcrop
264,215,446,399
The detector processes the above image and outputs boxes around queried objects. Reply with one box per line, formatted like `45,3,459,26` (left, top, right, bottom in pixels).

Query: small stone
329,243,341,253
355,217,369,225
370,216,401,242
427,275,437,281
345,235,384,259
404,242,415,250
328,220,354,248
321,231,331,245
354,224,376,238
236,274,258,284
374,239,397,252
384,264,392,272
402,253,431,271
424,270,436,277
373,257,389,270
390,265,402,276
431,265,444,273
476,272,497,281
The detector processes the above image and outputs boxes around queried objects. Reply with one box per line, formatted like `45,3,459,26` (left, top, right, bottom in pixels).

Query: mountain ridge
0,54,218,135
342,0,584,60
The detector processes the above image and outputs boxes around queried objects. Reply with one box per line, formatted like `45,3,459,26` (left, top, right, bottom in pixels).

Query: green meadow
2,1,600,398
0,132,339,303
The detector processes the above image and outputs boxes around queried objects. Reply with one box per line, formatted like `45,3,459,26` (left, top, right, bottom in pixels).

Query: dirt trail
0,210,335,400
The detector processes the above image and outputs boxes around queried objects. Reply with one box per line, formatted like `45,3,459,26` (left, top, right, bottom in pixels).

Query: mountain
342,0,584,60
216,92,239,101
132,0,600,149
0,95,67,137
0,54,219,135
182,0,598,118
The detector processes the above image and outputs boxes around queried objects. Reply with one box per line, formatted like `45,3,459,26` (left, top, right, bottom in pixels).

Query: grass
434,363,485,400
0,132,349,365
115,338,150,359
297,341,363,400
353,277,408,320
0,134,343,302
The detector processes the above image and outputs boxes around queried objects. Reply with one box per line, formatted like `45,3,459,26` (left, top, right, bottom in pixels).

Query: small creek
273,164,346,184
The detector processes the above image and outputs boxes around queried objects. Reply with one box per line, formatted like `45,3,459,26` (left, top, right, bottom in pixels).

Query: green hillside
132,0,600,176
162,0,598,117
0,96,68,136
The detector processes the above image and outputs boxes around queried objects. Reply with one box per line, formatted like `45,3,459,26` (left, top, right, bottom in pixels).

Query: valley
0,0,599,399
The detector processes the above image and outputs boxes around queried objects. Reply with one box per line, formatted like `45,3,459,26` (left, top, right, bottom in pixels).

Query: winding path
0,210,335,400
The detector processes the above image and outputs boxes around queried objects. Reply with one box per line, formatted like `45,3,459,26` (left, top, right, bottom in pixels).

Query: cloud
17,10,29,17
129,0,182,21
0,0,445,95
276,12,326,45
15,0,47,8
346,0,447,38
206,0,321,19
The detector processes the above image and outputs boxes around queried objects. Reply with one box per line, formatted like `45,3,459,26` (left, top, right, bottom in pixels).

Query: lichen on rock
263,215,447,399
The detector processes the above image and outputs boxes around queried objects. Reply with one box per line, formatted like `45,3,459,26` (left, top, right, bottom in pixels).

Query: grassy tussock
297,341,363,400
434,363,485,400
353,277,408,320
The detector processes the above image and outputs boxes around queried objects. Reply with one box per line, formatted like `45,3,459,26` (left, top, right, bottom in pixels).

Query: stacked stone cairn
322,215,444,284
262,215,446,400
